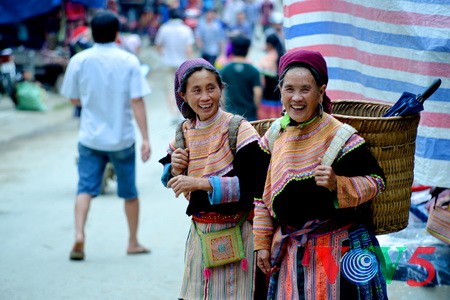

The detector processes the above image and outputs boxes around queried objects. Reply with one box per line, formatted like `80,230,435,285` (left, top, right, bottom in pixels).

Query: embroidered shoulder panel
262,114,367,212
168,111,260,178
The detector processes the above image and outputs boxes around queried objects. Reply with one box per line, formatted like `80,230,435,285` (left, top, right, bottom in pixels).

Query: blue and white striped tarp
284,0,450,188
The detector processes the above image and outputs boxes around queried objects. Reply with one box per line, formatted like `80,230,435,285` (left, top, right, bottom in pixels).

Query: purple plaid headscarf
174,58,217,119
278,50,332,113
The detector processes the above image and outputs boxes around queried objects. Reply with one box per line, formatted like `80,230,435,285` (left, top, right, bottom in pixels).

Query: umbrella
383,78,442,117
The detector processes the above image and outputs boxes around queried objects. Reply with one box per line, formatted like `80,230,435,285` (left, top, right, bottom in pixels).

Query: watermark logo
314,246,436,286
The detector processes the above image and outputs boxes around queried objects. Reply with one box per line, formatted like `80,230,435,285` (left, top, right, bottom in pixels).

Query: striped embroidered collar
281,113,322,129
194,108,224,129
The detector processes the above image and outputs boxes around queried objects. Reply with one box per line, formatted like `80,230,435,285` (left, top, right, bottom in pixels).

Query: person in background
155,8,195,125
228,10,253,39
159,58,267,299
117,0,147,33
220,34,262,121
243,0,260,39
195,8,227,66
264,11,284,43
260,0,274,33
253,49,388,299
61,10,151,261
257,33,285,119
222,0,246,30
120,32,142,55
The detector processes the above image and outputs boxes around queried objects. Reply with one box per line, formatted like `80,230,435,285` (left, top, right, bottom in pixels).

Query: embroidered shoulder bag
193,213,248,268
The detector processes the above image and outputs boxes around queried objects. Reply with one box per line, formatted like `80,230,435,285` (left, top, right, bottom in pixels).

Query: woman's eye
301,88,310,94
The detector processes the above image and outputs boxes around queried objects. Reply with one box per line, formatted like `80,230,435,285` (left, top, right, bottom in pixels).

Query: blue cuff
208,176,222,205
161,163,172,187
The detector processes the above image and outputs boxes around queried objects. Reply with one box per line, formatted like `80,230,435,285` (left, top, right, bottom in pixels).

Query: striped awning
283,0,450,188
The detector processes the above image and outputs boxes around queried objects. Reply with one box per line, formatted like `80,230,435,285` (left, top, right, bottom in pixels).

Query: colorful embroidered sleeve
207,176,240,205
253,198,274,250
335,175,385,208
333,134,386,209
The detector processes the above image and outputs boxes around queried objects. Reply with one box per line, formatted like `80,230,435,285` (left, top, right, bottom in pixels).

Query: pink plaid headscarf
278,50,332,113
174,58,216,119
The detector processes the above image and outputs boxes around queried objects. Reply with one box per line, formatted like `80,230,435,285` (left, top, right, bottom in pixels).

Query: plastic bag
15,81,48,112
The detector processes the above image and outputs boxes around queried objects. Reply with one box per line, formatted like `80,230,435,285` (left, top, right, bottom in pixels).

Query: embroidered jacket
253,113,386,250
159,109,268,216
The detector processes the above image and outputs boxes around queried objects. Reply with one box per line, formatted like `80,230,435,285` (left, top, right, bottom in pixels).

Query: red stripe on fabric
327,90,388,104
420,112,450,128
284,0,450,28
290,45,450,78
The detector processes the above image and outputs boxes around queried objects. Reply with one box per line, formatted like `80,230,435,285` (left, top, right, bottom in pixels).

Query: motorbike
0,48,19,105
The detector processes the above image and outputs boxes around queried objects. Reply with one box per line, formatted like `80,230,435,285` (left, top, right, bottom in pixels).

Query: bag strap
228,115,244,155
321,124,357,166
175,115,244,155
193,212,249,237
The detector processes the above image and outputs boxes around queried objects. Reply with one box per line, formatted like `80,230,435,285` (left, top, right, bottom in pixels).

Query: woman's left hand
314,158,337,191
167,175,211,198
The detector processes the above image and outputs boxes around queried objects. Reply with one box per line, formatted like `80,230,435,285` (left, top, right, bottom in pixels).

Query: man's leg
70,193,92,260
71,143,105,261
112,145,149,255
124,198,149,254
75,193,92,243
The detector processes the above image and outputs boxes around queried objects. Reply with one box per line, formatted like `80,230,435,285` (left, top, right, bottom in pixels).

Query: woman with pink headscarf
159,58,268,299
253,50,388,299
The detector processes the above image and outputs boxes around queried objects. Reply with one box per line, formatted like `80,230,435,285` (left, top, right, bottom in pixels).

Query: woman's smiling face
179,68,222,121
280,67,326,123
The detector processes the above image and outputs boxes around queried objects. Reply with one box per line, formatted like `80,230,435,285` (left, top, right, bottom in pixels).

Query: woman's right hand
256,249,271,274
171,148,189,176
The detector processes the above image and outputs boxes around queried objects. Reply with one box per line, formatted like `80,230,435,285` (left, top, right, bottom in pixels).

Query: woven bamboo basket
250,99,421,235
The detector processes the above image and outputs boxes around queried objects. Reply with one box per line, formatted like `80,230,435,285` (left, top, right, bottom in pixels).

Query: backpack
175,115,245,154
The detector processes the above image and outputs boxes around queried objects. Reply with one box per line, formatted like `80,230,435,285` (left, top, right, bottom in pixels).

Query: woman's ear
178,91,186,102
319,84,327,96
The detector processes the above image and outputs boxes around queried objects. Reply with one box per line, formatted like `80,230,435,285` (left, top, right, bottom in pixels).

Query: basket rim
331,99,419,121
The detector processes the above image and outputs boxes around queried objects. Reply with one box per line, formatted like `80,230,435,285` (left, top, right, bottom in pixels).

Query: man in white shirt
155,8,195,124
61,11,151,261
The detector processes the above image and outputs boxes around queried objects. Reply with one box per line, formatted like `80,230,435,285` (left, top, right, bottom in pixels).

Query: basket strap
322,124,357,166
228,115,244,155
175,120,186,149
267,118,282,152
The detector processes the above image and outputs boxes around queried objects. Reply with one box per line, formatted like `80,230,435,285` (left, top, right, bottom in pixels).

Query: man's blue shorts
77,143,137,200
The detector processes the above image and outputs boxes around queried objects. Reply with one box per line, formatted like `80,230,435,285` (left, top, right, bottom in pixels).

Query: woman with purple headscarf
159,58,268,299
253,50,389,299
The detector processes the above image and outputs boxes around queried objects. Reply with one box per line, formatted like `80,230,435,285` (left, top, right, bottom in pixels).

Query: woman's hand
171,148,189,176
167,176,211,198
256,249,271,274
314,158,337,191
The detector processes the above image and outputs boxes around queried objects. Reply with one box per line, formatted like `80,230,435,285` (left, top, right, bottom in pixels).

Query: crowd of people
150,0,285,123
59,2,391,299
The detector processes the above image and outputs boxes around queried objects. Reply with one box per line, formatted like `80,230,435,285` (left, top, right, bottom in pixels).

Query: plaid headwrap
174,58,216,119
278,50,332,113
